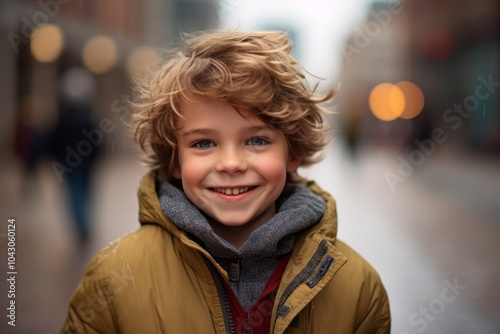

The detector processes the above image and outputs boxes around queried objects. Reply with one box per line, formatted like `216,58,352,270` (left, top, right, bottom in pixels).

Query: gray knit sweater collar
158,182,326,259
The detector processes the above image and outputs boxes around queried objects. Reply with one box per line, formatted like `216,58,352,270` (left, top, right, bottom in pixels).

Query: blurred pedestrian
47,67,99,244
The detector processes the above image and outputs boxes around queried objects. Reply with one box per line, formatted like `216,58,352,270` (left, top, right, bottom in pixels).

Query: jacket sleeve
353,269,391,334
60,254,118,334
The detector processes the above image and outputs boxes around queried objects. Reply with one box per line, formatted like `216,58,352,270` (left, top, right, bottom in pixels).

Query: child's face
174,95,300,236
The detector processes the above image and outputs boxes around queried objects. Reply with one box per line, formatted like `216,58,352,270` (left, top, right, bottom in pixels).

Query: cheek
180,162,206,186
176,149,204,182
180,163,207,206
259,155,288,185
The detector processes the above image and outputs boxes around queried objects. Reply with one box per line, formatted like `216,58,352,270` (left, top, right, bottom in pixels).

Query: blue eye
193,140,214,149
246,137,269,146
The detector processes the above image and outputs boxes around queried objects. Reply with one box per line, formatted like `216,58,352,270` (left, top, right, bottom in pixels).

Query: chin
215,218,251,227
210,213,254,227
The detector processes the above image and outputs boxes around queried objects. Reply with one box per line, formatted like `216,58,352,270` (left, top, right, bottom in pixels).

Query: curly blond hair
132,30,336,184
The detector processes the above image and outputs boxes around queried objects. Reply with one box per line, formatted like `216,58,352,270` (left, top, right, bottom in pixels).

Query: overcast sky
220,0,374,86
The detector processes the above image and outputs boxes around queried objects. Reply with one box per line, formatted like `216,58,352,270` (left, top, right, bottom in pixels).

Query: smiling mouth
211,186,257,195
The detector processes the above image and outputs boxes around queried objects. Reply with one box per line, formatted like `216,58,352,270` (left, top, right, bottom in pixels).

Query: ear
287,155,302,173
172,165,182,179
171,152,182,179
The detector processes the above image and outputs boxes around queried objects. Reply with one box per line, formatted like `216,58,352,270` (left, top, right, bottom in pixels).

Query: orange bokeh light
396,81,425,119
30,24,65,63
369,83,406,121
82,35,118,74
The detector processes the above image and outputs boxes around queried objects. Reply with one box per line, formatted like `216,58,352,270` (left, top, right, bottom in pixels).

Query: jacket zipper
228,256,241,282
275,239,329,318
203,256,236,334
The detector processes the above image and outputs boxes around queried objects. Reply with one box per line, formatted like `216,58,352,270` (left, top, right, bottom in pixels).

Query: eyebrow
179,128,216,137
180,125,274,137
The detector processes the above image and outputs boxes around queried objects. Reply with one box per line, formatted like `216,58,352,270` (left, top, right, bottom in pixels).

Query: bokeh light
126,46,160,77
419,28,454,62
82,35,118,74
30,24,65,63
369,83,406,121
59,67,97,103
396,81,425,119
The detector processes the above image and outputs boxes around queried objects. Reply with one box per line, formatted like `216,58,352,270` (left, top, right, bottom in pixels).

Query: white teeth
215,187,251,195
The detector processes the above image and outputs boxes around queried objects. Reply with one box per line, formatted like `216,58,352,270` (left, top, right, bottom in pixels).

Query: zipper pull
306,255,334,288
228,256,241,282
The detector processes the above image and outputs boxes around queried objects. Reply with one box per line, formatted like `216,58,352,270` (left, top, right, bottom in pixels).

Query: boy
62,30,390,333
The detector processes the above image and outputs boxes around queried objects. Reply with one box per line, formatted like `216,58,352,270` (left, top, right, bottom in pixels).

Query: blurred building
0,0,219,160
337,0,500,155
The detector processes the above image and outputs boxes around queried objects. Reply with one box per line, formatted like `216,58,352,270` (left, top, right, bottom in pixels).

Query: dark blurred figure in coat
48,67,99,245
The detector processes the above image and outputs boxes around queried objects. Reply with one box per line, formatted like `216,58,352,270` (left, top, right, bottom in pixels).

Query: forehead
176,94,268,130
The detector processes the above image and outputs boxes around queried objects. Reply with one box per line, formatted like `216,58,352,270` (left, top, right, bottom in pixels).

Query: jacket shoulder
61,225,175,333
97,224,170,261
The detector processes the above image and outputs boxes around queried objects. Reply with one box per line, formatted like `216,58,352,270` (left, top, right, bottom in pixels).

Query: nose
215,146,248,175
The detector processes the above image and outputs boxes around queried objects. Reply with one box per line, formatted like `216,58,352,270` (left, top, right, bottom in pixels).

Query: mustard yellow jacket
62,171,391,333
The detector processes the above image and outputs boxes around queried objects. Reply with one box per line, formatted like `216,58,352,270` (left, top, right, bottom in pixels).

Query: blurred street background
0,0,499,333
